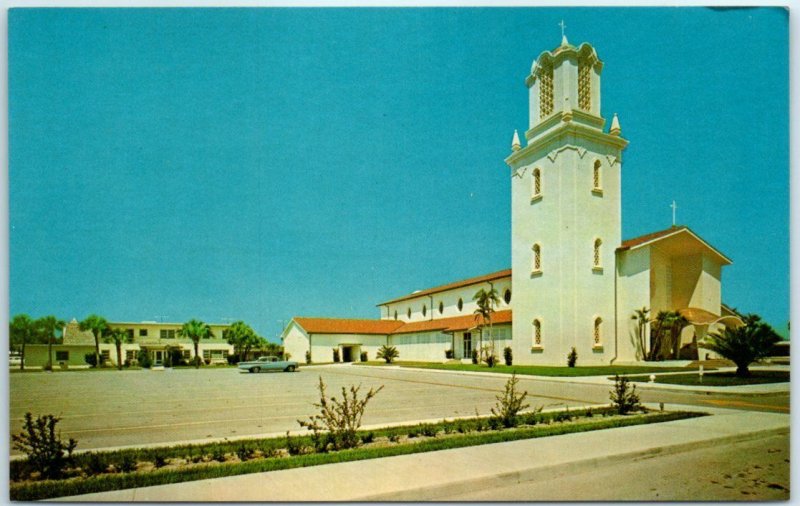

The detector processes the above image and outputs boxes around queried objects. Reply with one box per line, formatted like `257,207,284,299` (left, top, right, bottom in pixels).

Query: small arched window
594,317,603,346
504,289,512,304
457,298,464,311
438,301,444,314
593,238,602,268
407,307,411,319
593,160,601,190
532,244,542,272
533,319,542,347
422,305,427,317
532,168,542,198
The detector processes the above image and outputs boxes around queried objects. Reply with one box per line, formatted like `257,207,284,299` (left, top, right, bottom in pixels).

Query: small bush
360,432,375,444
445,349,454,359
360,351,368,362
211,448,226,462
332,348,340,363
305,350,312,364
12,412,77,480
456,423,467,434
204,359,211,366
137,350,152,369
84,353,98,368
471,349,478,364
388,434,400,443
610,375,642,415
491,373,531,428
376,345,399,364
503,346,513,366
407,428,419,438
485,353,497,368
83,453,107,476
118,456,136,473
235,445,254,461
153,454,167,468
554,408,572,423
567,347,578,367
488,417,502,430
297,377,384,451
585,408,594,418
420,424,437,437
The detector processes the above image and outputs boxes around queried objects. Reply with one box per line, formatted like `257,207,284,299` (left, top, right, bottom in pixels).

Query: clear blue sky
9,7,789,340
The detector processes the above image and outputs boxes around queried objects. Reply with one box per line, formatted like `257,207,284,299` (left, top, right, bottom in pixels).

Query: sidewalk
58,405,789,501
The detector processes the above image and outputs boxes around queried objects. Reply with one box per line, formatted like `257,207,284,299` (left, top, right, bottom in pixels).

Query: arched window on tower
593,238,602,269
593,160,602,191
532,168,542,200
532,319,542,348
532,244,542,273
578,56,592,112
594,317,603,346
539,61,554,118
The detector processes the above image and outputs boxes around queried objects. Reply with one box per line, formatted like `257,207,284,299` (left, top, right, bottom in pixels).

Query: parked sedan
237,356,298,373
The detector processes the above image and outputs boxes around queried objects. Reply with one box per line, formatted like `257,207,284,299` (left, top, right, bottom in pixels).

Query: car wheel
286,365,296,372
252,367,260,373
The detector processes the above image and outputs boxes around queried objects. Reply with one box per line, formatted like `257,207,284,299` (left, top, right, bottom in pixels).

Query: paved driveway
9,365,591,453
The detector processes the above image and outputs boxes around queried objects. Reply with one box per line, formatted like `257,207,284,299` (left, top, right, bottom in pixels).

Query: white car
237,356,298,373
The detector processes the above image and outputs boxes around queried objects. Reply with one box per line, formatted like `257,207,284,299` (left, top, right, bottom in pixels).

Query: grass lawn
356,361,706,377
626,370,789,386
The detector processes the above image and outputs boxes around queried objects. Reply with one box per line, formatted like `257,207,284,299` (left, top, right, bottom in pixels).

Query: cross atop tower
670,200,677,226
558,20,568,45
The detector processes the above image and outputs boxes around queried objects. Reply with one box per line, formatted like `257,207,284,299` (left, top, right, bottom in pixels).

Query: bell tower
505,35,628,365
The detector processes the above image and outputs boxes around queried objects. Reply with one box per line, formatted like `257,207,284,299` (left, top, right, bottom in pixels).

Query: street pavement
57,405,790,501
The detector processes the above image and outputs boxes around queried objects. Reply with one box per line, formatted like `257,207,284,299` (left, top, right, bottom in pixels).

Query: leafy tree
79,315,109,369
701,314,780,377
35,316,65,371
104,328,132,370
376,345,399,364
648,311,686,360
10,314,36,371
225,321,259,362
178,319,214,368
473,288,500,365
630,307,650,361
491,373,530,427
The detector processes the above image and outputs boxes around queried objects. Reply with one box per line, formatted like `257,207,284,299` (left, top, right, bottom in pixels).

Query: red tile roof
292,317,404,335
378,268,512,306
292,310,512,336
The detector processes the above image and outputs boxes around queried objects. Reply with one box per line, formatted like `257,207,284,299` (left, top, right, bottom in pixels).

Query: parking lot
9,365,593,453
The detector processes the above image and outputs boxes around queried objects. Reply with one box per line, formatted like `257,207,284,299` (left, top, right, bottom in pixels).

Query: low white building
281,36,742,366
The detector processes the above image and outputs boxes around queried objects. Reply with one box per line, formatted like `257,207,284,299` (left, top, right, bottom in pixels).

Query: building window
594,317,603,346
532,244,542,272
593,160,601,191
160,329,176,339
56,351,69,361
407,307,411,319
593,238,602,268
394,310,398,321
438,301,444,314
139,329,148,337
533,319,542,347
422,305,427,317
504,289,512,304
101,350,111,361
532,168,542,199
539,61,554,118
457,298,463,311
126,350,137,361
183,350,191,359
578,57,591,111
126,329,134,340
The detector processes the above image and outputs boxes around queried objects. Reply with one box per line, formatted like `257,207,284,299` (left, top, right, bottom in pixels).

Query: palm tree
701,314,780,377
10,314,35,371
225,321,258,362
80,314,109,368
648,311,669,361
105,328,132,370
669,313,689,359
36,316,65,370
473,288,500,364
178,319,214,368
376,345,399,364
630,307,650,360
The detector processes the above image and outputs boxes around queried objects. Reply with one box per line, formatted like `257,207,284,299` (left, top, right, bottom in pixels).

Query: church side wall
390,331,451,362
283,323,309,363
615,247,651,362
671,254,702,310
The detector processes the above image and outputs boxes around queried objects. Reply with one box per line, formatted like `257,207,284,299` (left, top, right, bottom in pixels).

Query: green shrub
297,377,384,452
153,454,167,468
211,448,226,462
585,408,594,418
491,373,531,428
376,345,399,364
485,353,497,368
567,347,578,367
407,428,419,438
360,432,375,444
488,417,501,430
83,453,107,476
84,353,98,368
554,408,572,423
235,445,254,461
137,350,152,369
12,413,77,480
305,350,311,364
610,375,642,415
701,314,781,377
420,424,437,437
471,349,478,364
388,434,400,443
118,456,136,473
332,348,340,363
503,346,513,366
445,349,454,359
360,351,368,362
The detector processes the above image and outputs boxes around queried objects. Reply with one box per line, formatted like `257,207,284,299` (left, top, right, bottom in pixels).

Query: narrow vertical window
533,319,542,347
578,57,591,111
532,168,542,198
593,238,602,268
422,305,427,317
407,307,411,319
593,160,601,190
438,301,444,314
394,310,398,321
457,298,463,311
539,61,554,118
594,317,603,346
504,289,512,304
532,244,542,272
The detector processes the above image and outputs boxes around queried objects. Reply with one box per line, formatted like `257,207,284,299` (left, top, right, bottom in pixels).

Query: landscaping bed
356,361,709,377
626,370,789,386
10,407,704,501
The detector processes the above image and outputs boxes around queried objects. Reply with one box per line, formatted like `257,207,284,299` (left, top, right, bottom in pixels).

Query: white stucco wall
615,247,652,361
310,334,387,363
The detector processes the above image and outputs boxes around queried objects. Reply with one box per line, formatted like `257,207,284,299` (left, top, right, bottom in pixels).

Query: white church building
281,36,742,366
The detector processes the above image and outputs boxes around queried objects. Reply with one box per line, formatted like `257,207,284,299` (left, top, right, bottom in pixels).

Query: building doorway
462,332,472,359
342,346,353,363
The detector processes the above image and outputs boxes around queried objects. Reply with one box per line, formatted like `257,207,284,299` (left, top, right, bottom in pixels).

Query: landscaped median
624,370,789,387
11,407,705,501
355,361,709,377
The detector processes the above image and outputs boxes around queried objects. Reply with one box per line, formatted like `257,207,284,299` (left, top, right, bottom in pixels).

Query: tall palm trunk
20,342,25,371
194,341,200,368
116,342,123,370
47,334,53,370
94,334,101,369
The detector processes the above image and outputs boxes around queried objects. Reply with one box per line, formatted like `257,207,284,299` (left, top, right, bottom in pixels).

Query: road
441,432,791,501
9,364,789,453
